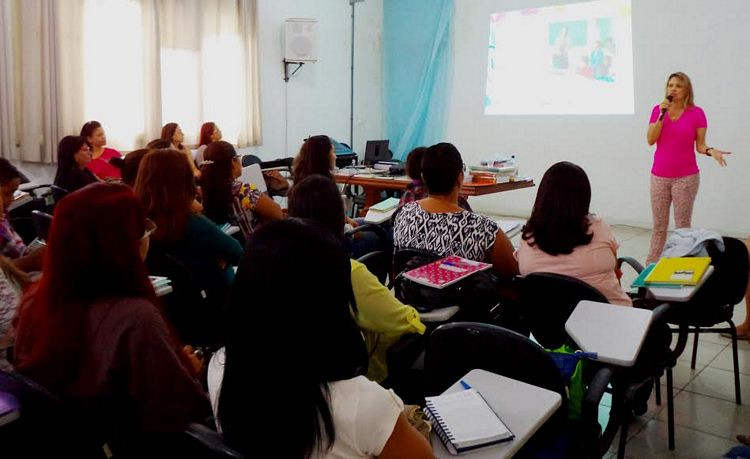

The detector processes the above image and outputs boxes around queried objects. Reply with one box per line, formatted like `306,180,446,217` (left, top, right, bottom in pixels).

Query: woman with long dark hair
135,149,242,308
292,135,336,183
210,218,432,458
13,182,210,454
161,122,201,178
516,161,631,305
200,141,282,239
79,120,122,180
195,121,222,166
53,135,99,193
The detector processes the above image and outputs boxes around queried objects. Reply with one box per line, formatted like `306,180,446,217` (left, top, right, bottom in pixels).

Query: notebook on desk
403,256,491,289
426,388,514,455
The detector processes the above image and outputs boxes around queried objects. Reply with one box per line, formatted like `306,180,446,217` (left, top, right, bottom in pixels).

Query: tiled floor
500,219,749,458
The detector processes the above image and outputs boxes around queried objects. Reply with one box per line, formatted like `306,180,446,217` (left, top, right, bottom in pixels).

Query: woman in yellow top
288,174,425,382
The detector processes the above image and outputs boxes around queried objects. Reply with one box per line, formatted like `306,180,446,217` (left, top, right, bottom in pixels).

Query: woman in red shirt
80,120,122,180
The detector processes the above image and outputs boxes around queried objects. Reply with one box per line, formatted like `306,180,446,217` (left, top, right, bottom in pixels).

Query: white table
646,265,714,302
565,300,653,367
433,369,562,458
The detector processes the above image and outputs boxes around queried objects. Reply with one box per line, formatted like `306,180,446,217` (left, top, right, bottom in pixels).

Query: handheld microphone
659,95,673,121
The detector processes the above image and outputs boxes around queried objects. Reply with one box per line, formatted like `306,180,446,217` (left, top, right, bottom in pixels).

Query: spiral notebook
425,388,514,455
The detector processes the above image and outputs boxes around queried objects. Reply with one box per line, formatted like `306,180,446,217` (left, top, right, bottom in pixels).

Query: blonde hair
666,72,695,108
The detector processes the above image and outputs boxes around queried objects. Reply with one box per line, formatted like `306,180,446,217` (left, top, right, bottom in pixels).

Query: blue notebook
630,263,682,289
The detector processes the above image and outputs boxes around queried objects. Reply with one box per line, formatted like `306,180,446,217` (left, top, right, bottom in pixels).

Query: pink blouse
515,215,632,306
86,147,122,180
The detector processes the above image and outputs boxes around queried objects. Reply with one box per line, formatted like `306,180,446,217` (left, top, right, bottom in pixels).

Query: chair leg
654,376,662,406
730,321,742,405
617,415,628,459
667,368,675,450
690,327,699,370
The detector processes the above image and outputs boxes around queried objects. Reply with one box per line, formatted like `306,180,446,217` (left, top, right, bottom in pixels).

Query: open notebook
426,388,514,454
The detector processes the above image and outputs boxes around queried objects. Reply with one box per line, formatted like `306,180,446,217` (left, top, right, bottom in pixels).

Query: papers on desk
495,220,523,238
7,190,32,212
363,197,400,224
150,276,173,297
426,388,514,455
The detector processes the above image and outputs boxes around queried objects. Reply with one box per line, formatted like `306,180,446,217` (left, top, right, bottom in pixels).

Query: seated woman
288,174,425,382
200,141,283,240
400,146,472,211
13,182,210,455
292,134,336,183
209,218,432,458
393,142,517,280
0,159,44,272
80,120,122,180
194,121,222,166
117,148,150,188
161,122,201,178
0,252,29,370
54,135,99,194
134,149,242,310
293,135,383,258
515,161,632,306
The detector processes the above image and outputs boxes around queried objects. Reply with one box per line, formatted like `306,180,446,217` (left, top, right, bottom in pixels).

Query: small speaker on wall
284,18,317,62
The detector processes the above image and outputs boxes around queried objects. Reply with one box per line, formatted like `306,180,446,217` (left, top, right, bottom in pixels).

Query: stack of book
631,257,711,289
468,164,519,184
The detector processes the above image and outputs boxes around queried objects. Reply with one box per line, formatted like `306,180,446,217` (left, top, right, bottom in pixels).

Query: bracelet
705,147,713,156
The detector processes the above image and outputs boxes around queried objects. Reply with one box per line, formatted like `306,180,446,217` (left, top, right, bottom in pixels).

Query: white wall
241,0,383,160
446,0,750,235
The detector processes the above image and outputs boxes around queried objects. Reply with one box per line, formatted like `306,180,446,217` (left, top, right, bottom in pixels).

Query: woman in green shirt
288,174,425,382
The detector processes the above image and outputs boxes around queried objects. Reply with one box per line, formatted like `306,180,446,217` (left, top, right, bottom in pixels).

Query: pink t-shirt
514,216,632,306
86,147,122,180
649,105,707,178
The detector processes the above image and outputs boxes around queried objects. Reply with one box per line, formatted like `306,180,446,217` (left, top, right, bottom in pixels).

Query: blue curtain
383,0,454,160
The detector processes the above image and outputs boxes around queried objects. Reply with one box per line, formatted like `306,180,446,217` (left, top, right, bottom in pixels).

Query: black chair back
146,249,223,347
356,250,390,286
425,322,568,411
31,210,53,242
240,155,261,167
0,370,106,458
681,237,750,321
519,272,608,350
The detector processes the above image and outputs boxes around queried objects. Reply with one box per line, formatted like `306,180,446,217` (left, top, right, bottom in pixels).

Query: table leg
360,187,383,216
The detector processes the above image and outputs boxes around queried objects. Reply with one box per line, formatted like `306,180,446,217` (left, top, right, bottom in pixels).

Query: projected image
485,0,633,115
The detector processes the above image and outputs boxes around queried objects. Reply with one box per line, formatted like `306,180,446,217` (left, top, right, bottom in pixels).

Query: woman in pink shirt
645,72,729,263
80,120,122,180
515,161,631,306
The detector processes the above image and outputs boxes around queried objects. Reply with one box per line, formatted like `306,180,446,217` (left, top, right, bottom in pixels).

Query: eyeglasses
142,218,157,240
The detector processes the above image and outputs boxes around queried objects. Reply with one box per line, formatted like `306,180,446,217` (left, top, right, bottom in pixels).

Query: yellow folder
644,257,711,285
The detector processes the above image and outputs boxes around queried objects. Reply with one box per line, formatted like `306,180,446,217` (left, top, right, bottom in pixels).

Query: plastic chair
518,272,681,456
146,249,223,348
425,322,613,458
240,155,262,167
30,210,53,242
0,369,108,458
658,237,748,405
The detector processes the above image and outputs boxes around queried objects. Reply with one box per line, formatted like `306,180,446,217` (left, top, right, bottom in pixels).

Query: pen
460,379,472,390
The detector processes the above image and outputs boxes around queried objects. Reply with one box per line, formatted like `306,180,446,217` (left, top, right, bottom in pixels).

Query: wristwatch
705,147,714,156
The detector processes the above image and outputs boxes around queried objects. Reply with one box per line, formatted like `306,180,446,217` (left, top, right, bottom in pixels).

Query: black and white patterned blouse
393,202,500,261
